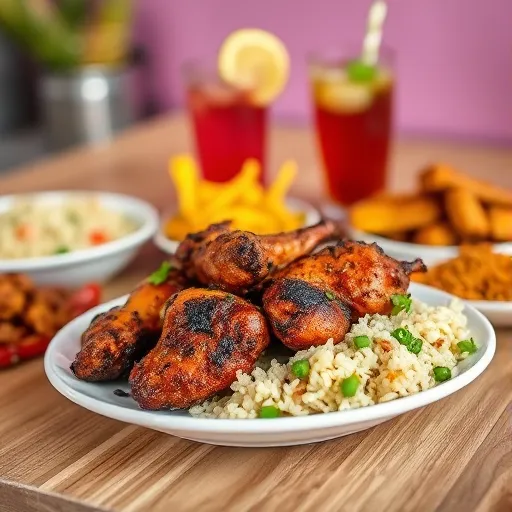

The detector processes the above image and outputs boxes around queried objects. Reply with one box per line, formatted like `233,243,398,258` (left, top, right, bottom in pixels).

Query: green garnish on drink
391,294,412,315
291,359,310,379
260,406,281,418
346,59,377,83
457,338,477,354
340,374,360,397
354,335,371,349
433,367,451,382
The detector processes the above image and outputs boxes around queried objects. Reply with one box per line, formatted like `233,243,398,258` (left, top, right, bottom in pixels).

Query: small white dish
154,197,322,255
0,191,158,287
45,283,495,447
319,201,512,267
347,227,512,267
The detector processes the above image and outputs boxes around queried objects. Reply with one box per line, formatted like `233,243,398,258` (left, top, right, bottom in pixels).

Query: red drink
185,63,267,183
310,56,393,205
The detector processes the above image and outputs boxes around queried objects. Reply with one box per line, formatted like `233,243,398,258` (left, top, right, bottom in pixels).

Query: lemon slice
218,28,290,106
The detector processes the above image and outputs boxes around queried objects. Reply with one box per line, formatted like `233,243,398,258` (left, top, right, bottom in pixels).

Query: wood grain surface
0,114,511,512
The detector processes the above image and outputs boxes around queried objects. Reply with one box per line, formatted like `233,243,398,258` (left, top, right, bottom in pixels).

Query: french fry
421,164,512,207
488,207,512,241
445,188,490,239
266,160,297,204
169,154,198,217
350,194,442,234
413,223,458,246
165,155,307,240
202,158,260,216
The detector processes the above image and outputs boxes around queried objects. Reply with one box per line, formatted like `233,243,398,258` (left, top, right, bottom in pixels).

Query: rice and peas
0,197,137,259
190,295,477,419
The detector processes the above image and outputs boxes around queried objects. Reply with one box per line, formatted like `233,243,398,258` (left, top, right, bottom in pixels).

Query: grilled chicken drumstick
263,241,426,351
71,267,186,381
176,220,340,294
130,288,270,410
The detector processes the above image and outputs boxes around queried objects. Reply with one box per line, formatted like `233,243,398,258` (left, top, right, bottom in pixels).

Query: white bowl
0,191,159,287
154,197,322,255
464,300,512,327
45,283,495,447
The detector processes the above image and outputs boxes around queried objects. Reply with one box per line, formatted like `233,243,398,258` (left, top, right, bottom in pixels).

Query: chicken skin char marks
175,220,340,294
129,288,270,410
71,269,186,382
263,241,426,351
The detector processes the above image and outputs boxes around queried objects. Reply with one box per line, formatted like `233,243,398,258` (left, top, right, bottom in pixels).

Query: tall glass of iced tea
309,48,394,206
183,60,267,183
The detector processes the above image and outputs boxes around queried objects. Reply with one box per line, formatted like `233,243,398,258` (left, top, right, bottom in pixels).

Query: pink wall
135,0,512,142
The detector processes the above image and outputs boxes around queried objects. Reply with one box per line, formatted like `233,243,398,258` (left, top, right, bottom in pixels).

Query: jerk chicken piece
71,268,186,382
130,288,270,410
263,240,426,351
176,220,340,294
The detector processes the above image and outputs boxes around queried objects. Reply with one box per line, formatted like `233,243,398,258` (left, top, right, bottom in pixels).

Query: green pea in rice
189,299,473,419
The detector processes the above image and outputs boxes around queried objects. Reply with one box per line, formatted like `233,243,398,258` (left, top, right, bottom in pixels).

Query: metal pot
39,65,136,151
0,32,31,134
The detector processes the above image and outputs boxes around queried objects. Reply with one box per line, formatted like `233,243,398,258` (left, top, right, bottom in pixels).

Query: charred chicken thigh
263,240,426,350
129,288,270,410
176,220,339,294
71,268,186,381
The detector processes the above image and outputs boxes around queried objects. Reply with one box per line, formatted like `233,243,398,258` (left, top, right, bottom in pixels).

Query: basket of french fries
347,163,512,266
154,155,320,254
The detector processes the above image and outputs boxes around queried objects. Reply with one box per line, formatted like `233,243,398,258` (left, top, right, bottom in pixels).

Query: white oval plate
0,191,159,287
154,197,322,255
44,283,495,447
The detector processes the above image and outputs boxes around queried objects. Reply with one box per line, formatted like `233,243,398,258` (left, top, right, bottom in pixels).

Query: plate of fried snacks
413,244,512,326
349,163,512,265
46,219,494,447
1,275,100,368
154,155,321,254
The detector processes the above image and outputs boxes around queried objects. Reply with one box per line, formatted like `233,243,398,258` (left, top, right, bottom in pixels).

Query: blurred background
0,0,510,172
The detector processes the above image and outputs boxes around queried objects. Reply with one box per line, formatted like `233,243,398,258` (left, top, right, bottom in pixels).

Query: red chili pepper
0,283,101,369
69,283,102,316
89,230,108,245
0,345,19,368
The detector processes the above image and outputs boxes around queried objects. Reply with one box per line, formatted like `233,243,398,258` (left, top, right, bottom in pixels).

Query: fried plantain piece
488,207,512,241
445,188,489,240
412,222,458,246
350,194,442,234
421,164,512,207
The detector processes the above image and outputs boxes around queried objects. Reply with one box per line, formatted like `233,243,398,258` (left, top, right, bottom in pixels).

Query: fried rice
189,298,473,419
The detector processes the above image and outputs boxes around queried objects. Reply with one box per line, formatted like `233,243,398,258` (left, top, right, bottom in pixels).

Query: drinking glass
309,48,394,205
183,60,267,183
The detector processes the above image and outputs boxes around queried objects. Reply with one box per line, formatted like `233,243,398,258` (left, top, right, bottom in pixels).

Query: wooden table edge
0,478,110,512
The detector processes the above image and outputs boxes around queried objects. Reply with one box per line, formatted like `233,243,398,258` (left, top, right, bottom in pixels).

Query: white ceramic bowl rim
44,283,496,435
0,191,159,271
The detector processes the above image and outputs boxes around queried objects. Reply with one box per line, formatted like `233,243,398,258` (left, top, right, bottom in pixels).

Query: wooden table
0,114,511,512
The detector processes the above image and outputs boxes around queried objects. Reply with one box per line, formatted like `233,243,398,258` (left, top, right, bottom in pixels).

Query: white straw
361,0,388,66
